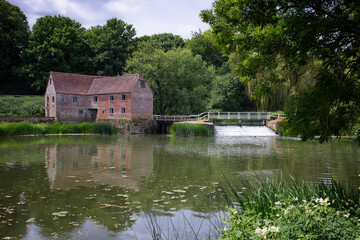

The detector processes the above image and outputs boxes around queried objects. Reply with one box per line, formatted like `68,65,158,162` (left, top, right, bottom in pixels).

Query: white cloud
9,0,213,39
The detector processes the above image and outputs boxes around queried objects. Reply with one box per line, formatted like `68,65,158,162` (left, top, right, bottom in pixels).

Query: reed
170,123,213,137
0,122,118,136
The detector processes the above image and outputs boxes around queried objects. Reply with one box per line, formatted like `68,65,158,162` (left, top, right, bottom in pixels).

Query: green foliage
209,72,254,112
137,33,185,52
0,0,30,94
23,15,92,93
170,123,213,137
220,178,360,239
201,0,360,139
0,122,118,136
0,96,44,117
185,30,227,69
87,18,136,76
126,42,215,115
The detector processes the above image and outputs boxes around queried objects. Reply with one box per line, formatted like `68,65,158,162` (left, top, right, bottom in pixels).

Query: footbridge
153,112,284,123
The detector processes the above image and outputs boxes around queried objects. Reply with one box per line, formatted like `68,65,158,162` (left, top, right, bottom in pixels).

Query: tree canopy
87,18,136,76
201,0,360,142
0,0,30,94
23,15,91,93
126,42,215,115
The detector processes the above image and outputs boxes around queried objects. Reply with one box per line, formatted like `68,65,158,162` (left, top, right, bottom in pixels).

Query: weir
214,125,277,136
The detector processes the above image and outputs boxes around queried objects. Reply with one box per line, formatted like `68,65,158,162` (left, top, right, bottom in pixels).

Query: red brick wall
56,93,92,121
131,80,153,119
89,93,132,120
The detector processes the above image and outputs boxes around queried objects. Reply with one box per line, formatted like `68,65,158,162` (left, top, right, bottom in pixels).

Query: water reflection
45,137,153,190
0,135,359,239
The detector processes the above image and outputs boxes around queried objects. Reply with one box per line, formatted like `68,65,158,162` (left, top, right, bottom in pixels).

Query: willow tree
201,0,360,142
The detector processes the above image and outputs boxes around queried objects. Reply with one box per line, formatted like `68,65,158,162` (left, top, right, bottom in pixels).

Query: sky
9,0,213,39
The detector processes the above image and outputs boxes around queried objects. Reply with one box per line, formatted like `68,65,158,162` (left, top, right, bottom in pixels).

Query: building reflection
45,137,153,191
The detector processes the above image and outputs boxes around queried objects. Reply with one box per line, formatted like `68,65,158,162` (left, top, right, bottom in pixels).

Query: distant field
0,95,44,117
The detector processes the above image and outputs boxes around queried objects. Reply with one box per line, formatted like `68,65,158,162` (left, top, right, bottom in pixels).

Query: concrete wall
131,80,153,119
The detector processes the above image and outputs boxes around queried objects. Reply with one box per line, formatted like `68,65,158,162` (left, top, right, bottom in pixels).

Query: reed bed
170,123,213,137
0,122,118,136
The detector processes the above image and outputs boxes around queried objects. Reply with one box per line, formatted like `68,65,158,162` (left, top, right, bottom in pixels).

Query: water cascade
214,125,276,136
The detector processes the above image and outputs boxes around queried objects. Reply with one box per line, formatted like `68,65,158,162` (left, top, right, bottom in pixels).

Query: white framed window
121,107,126,114
109,95,114,102
73,96,78,102
93,96,98,103
61,97,65,102
140,81,145,88
79,110,84,114
121,94,126,101
109,107,114,114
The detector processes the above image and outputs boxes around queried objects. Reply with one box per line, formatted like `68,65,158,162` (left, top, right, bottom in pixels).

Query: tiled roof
50,72,146,95
87,74,144,95
50,72,101,95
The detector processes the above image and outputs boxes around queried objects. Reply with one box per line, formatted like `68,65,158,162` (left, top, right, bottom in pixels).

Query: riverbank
0,122,118,136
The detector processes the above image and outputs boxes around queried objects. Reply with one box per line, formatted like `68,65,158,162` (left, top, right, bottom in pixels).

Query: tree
136,33,185,52
185,30,227,69
0,0,30,94
87,18,136,76
23,15,91,93
126,42,215,114
201,0,360,142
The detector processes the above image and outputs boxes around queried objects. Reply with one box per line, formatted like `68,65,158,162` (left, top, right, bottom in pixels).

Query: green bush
170,123,213,137
219,177,360,239
0,96,45,117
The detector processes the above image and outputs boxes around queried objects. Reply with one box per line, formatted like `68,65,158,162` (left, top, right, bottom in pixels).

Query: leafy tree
0,0,30,94
136,33,185,52
185,30,227,69
87,18,136,76
23,15,91,93
126,42,215,114
201,0,360,142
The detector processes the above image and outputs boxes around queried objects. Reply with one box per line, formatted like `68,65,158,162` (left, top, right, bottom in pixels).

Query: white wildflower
344,213,350,218
275,201,282,205
224,225,228,231
255,227,268,239
293,197,298,201
268,226,280,233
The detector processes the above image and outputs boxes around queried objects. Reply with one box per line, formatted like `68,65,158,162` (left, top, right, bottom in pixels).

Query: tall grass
0,96,44,117
0,122,118,136
219,176,360,216
170,123,213,137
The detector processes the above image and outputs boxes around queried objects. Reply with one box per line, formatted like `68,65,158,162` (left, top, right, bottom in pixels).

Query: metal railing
153,112,281,122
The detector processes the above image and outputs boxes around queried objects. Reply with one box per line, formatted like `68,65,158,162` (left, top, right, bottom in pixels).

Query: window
52,96,55,103
109,95,114,102
93,96,97,103
140,81,145,88
49,77,52,84
47,96,49,106
73,96,78,102
121,94,126,101
121,107,126,114
61,97,65,102
109,107,114,114
79,110,84,114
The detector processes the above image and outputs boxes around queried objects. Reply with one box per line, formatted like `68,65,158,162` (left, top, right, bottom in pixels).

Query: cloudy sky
9,0,213,39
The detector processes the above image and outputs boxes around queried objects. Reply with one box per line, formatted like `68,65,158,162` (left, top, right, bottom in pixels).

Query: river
0,132,359,239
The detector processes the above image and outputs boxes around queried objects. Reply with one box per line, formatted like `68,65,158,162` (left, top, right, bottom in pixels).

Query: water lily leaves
52,211,68,217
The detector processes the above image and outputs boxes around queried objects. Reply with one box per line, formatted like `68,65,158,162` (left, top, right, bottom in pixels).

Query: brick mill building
45,72,153,121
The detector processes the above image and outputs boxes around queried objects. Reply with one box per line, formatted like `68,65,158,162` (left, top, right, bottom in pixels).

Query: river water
0,130,359,239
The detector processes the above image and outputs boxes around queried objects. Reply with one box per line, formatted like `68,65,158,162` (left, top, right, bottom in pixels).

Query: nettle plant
221,196,360,239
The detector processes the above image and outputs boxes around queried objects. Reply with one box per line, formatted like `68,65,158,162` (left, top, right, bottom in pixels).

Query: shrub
219,177,360,239
0,96,44,117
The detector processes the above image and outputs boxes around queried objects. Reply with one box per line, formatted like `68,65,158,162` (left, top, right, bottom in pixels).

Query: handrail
153,112,283,122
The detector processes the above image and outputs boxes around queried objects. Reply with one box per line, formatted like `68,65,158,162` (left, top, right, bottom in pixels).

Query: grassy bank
0,95,44,117
170,123,213,137
0,122,118,136
219,177,360,239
